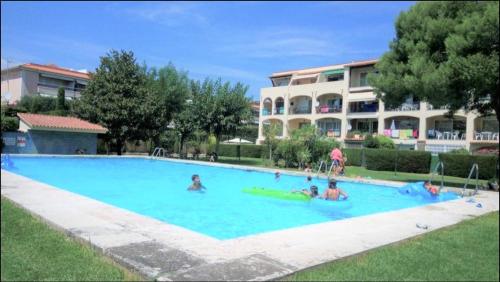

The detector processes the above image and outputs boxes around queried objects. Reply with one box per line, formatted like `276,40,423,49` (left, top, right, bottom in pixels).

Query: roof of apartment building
17,113,107,134
3,63,90,80
269,58,379,78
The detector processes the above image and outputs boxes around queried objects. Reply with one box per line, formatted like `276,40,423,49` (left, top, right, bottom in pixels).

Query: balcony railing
427,104,450,110
315,105,342,114
386,103,420,111
289,106,312,115
37,83,82,99
427,129,465,140
274,107,285,115
262,109,272,116
349,103,378,113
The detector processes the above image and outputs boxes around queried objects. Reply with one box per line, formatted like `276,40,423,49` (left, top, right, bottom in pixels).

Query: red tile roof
17,113,107,133
21,63,90,80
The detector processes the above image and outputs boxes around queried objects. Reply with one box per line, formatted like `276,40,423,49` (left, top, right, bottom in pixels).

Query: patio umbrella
222,138,252,144
390,119,396,130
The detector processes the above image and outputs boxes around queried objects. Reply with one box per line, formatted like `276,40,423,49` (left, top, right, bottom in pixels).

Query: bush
395,150,431,173
363,135,395,149
1,116,19,132
275,139,299,167
17,95,57,113
217,144,262,158
439,153,498,180
448,148,470,155
365,149,397,171
343,148,363,166
312,138,341,162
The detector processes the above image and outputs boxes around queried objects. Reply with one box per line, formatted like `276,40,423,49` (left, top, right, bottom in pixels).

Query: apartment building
257,59,498,153
1,63,90,104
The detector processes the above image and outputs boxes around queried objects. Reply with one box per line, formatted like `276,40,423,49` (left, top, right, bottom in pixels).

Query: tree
171,101,197,156
369,1,499,123
191,78,251,154
263,123,281,160
56,87,66,112
144,63,190,150
75,50,149,155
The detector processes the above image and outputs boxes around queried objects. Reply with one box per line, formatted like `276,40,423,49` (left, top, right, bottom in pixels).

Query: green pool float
242,187,311,201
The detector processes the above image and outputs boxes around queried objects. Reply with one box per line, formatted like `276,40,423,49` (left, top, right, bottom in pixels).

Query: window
327,73,344,82
359,72,368,87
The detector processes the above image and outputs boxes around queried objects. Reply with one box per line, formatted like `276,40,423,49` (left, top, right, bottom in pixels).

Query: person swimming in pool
423,181,439,196
275,171,281,182
292,185,319,198
188,174,206,191
322,179,348,201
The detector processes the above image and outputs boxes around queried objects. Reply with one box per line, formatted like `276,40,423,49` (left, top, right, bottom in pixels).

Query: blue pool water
2,156,459,239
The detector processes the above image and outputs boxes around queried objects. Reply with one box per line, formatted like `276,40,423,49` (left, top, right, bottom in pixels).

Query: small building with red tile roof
1,113,106,155
1,63,91,104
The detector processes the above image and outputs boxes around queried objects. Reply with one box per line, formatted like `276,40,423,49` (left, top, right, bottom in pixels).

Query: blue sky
1,1,414,100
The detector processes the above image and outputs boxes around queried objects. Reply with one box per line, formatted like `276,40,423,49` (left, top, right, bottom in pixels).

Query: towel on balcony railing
383,129,392,137
399,129,413,139
320,105,329,113
391,130,400,138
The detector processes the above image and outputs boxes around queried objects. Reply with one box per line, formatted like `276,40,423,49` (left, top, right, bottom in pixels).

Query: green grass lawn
285,212,499,281
214,156,488,188
1,197,144,281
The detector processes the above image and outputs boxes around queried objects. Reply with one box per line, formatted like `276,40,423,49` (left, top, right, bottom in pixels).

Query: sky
1,1,415,100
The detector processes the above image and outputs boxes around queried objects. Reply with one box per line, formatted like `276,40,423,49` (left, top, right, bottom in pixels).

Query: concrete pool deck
1,155,499,281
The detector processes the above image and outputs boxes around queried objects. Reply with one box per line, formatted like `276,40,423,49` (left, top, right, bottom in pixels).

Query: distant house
2,113,107,155
1,63,90,104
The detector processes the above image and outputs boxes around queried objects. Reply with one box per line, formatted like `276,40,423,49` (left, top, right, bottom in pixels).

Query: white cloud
124,2,208,27
217,28,343,59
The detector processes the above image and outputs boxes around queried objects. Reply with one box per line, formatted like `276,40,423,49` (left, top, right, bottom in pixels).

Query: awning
322,69,344,75
348,93,378,102
292,73,318,80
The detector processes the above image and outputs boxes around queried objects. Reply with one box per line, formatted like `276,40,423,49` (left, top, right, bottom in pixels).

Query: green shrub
17,95,57,113
1,116,19,132
275,139,299,167
448,148,470,155
217,144,262,158
363,135,395,149
343,148,363,166
439,153,498,180
312,138,341,162
396,150,431,173
365,149,397,171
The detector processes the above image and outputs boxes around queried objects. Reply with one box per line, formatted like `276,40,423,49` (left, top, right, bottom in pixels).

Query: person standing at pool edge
322,179,348,201
188,174,206,191
330,146,343,176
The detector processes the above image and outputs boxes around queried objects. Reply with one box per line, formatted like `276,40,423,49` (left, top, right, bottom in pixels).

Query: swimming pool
2,156,459,240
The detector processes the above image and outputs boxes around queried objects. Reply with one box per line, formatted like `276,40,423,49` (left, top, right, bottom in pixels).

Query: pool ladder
462,163,479,197
428,161,445,192
151,147,167,158
316,160,336,179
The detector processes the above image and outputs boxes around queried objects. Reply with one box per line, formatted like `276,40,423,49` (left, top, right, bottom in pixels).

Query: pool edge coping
1,155,499,281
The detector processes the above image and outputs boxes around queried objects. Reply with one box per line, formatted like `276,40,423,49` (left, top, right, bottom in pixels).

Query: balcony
427,104,450,110
386,102,420,112
289,106,311,115
315,105,342,114
37,83,82,99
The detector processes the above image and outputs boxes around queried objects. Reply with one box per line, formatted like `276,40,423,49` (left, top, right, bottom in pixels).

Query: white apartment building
1,63,90,104
257,59,499,154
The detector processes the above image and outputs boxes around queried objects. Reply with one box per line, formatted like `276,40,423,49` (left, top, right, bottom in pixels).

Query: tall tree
75,50,149,155
192,78,251,153
171,101,197,156
369,1,499,122
144,63,190,150
56,87,66,112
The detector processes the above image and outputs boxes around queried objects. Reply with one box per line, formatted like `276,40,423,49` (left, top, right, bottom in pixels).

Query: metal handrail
151,147,166,158
316,160,327,178
462,163,479,197
327,161,336,179
429,161,445,192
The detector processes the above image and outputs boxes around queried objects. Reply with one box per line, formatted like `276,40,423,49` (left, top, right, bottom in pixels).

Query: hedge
364,149,397,171
439,153,498,180
343,148,363,166
217,144,263,158
395,150,431,173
